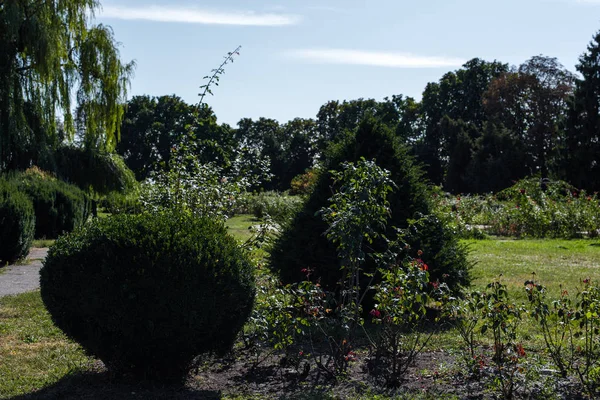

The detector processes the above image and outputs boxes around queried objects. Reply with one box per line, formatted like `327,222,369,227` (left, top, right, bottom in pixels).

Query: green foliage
432,178,600,239
40,211,255,382
140,160,252,221
117,95,237,181
527,277,600,396
0,178,34,264
11,169,90,239
98,189,142,215
269,116,470,294
290,168,319,195
0,0,134,170
235,117,316,192
565,30,600,192
449,279,527,399
320,158,395,325
369,254,439,387
55,146,137,196
238,191,304,224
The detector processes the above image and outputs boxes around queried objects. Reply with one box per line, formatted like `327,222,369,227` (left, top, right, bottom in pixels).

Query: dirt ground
9,345,585,400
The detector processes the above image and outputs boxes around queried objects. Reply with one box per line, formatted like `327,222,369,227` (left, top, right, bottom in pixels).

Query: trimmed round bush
0,179,35,264
40,212,255,382
13,169,91,239
269,117,470,294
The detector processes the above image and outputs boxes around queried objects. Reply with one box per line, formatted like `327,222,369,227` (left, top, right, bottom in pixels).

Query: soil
8,345,585,400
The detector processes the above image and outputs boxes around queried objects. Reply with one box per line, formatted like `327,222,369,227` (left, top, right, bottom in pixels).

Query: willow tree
0,0,134,171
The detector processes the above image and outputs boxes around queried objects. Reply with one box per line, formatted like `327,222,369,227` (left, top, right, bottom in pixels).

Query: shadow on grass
9,371,222,400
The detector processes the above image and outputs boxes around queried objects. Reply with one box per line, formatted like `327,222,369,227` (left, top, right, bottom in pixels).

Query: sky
96,0,600,127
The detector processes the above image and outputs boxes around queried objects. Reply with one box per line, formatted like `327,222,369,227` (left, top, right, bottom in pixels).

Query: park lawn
226,214,258,243
463,238,600,300
2,228,600,398
0,292,90,399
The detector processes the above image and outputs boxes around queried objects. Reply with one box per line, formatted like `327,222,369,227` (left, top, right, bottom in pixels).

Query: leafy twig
198,45,242,106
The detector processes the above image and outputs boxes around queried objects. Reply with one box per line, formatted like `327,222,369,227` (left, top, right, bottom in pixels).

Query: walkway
0,248,48,297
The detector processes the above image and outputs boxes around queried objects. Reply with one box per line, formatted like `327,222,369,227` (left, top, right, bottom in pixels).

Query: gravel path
0,248,48,298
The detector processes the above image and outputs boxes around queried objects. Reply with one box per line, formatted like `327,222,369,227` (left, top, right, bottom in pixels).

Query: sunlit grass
226,214,258,243
32,239,55,248
464,238,600,300
0,292,91,398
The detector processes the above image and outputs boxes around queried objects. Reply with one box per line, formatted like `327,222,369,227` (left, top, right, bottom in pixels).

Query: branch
198,45,241,107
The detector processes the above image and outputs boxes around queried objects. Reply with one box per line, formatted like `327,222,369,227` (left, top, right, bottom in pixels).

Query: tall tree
118,95,234,180
0,0,134,171
565,30,600,191
484,56,575,179
417,58,508,184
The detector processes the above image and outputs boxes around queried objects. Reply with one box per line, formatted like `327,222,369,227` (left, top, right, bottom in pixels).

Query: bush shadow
9,371,222,400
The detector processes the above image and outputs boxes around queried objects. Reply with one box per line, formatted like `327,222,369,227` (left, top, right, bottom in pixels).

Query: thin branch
198,45,241,107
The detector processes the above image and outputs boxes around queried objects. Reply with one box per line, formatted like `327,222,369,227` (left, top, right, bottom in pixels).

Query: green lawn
464,238,600,300
226,214,259,243
0,292,90,399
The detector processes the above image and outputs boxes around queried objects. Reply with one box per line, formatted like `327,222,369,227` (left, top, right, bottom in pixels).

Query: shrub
241,191,304,224
0,179,35,264
12,169,91,239
98,189,142,215
55,146,137,196
290,168,319,195
491,178,600,238
269,116,470,295
40,211,255,382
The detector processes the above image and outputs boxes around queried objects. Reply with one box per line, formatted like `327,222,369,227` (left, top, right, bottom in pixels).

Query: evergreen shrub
0,179,35,264
40,211,255,382
13,169,90,238
269,117,470,294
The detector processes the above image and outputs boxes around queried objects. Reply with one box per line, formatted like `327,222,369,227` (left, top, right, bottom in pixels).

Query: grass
2,217,600,398
0,292,90,399
464,238,600,300
31,239,55,248
226,214,260,243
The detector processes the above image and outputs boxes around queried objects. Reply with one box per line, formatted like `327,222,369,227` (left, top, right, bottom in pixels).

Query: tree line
1,0,599,195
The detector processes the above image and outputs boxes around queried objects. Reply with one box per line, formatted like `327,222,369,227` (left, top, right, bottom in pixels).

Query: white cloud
99,5,300,26
286,49,466,68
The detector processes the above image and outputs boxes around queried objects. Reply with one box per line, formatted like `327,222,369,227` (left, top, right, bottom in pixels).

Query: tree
468,122,529,193
565,30,600,191
315,98,402,158
0,0,134,171
484,56,575,180
117,95,233,180
269,116,470,297
279,118,318,188
416,58,508,185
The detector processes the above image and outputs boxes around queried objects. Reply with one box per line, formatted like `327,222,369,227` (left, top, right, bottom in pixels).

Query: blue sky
97,0,600,126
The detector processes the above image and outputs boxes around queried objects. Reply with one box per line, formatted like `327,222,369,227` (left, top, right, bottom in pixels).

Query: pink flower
370,309,381,318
